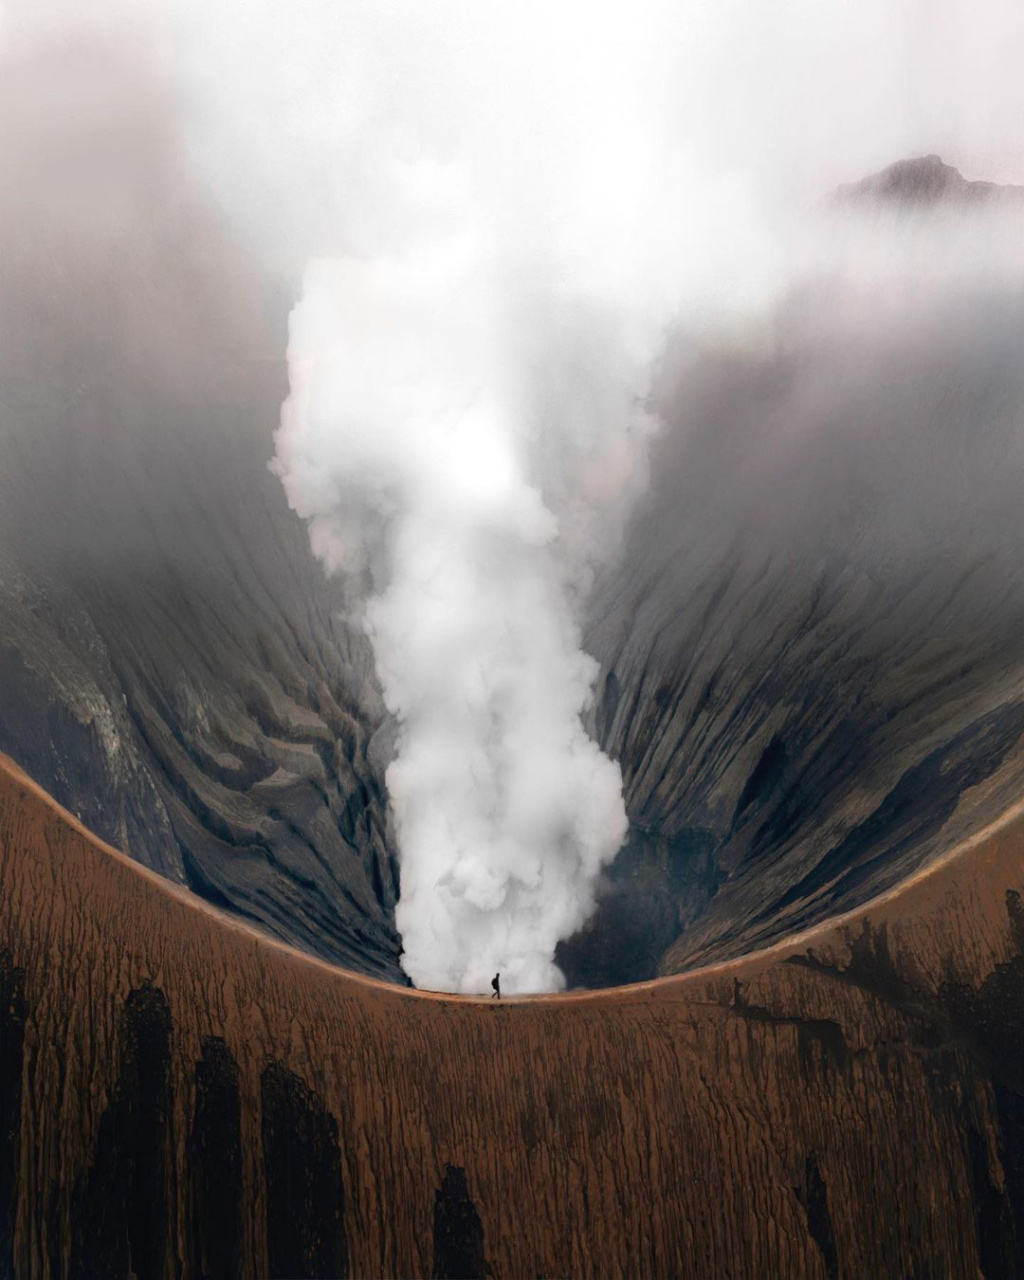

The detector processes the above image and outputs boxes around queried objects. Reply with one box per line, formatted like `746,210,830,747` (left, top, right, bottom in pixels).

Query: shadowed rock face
0,951,26,1279
190,1038,243,1280
832,153,1024,207
433,1165,487,1280
1,38,1023,993
70,984,173,1280
261,1062,347,1279
4,756,1024,1277
581,253,1024,976
566,156,1024,979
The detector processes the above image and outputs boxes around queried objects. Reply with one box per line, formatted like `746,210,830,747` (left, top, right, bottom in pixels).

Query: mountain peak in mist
833,153,1024,207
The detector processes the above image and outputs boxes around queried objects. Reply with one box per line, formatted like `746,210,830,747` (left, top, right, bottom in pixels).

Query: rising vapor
261,0,787,993
273,240,642,993
259,0,1024,993
267,6,709,992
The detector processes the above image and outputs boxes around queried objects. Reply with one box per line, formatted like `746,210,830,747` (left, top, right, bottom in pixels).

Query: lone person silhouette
491,972,501,999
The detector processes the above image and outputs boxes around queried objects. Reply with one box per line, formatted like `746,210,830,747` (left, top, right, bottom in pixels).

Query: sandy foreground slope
2,751,1024,1278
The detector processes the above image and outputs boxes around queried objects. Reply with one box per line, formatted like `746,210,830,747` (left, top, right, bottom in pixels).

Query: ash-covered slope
569,158,1024,980
0,39,403,980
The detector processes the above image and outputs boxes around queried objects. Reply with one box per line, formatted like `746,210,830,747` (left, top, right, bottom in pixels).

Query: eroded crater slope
1,43,1021,993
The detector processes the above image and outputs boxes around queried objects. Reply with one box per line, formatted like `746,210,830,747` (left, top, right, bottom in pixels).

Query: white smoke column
270,3,779,993
266,0,795,994
273,182,648,994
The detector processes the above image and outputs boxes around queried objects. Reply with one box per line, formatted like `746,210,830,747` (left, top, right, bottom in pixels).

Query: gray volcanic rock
581,206,1024,976
0,38,403,981
832,153,1024,207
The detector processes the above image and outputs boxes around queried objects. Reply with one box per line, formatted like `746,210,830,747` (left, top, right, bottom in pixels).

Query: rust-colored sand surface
2,753,1024,1278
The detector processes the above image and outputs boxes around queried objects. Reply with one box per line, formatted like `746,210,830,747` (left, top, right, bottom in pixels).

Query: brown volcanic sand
2,754,1024,1278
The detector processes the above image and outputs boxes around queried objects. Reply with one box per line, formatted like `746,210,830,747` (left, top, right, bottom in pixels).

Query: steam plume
275,239,645,993
176,0,1018,993
272,182,661,995
266,4,767,993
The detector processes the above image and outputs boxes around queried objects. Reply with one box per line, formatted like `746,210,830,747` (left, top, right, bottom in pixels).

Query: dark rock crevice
261,1061,347,1280
69,983,174,1280
0,950,26,1280
432,1164,488,1280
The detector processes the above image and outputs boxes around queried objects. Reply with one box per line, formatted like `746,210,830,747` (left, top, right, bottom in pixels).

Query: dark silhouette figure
491,973,500,999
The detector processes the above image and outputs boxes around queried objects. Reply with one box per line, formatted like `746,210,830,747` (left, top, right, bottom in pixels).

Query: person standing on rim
491,972,501,999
